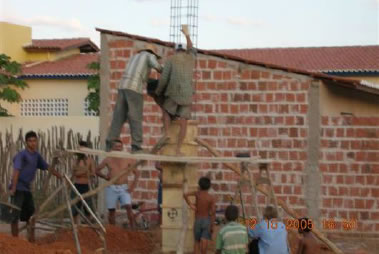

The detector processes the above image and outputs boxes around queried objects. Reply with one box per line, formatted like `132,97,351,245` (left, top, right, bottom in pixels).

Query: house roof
24,38,99,53
215,46,379,73
96,27,379,96
21,53,99,79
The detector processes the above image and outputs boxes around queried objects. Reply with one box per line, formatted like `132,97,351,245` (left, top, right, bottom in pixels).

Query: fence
0,127,100,212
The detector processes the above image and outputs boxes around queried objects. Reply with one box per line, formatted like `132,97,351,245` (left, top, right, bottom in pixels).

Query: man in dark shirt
9,131,62,242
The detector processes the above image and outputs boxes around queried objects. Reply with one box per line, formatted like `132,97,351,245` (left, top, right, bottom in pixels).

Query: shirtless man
71,141,96,224
96,139,139,227
184,177,216,254
297,218,321,254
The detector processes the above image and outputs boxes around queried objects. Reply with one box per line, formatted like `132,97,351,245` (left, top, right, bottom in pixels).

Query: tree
86,62,100,115
0,54,28,116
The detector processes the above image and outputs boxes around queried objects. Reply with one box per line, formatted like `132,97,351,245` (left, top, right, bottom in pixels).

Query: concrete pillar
160,120,199,253
305,81,321,225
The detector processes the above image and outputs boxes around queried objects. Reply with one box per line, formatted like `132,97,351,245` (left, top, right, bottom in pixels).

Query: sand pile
0,225,154,254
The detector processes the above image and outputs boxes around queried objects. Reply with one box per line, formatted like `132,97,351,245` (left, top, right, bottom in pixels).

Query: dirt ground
0,225,155,254
0,223,377,254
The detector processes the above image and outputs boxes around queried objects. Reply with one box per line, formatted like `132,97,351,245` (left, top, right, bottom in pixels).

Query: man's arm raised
181,25,193,50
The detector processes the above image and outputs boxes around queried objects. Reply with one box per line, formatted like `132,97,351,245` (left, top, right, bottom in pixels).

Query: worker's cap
139,44,161,59
175,43,187,51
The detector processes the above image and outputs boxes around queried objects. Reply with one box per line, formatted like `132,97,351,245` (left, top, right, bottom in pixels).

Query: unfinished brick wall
320,116,379,235
103,34,379,236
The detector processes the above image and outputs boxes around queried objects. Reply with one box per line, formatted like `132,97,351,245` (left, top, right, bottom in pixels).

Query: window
84,99,98,116
21,98,68,116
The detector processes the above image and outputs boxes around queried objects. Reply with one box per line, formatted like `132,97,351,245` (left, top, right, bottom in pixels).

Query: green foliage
86,61,100,115
0,54,28,116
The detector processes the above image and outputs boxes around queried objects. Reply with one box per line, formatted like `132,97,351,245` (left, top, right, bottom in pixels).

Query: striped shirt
119,51,162,93
216,222,248,254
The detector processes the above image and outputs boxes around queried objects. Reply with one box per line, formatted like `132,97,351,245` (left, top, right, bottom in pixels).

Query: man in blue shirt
248,206,290,254
9,131,62,242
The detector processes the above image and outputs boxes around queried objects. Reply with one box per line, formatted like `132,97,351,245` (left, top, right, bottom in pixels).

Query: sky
0,0,378,49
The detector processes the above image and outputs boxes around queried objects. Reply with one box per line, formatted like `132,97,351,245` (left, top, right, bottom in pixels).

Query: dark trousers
11,190,35,223
106,89,143,151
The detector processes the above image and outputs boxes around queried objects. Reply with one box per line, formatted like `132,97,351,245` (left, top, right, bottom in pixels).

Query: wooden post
63,181,82,254
160,120,199,253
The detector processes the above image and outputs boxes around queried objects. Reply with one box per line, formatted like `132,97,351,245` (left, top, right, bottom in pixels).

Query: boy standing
10,131,62,242
184,177,216,254
216,205,249,254
297,218,321,254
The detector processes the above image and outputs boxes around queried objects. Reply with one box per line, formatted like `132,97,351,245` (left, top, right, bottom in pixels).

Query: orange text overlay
237,218,313,230
237,217,357,231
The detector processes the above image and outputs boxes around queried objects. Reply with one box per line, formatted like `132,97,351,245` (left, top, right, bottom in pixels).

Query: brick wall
320,116,379,235
103,34,379,235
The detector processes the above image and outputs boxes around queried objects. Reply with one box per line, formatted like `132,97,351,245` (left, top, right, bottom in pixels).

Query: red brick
109,39,134,48
241,70,250,79
300,105,308,114
333,198,343,207
268,81,278,90
265,93,274,102
214,71,222,80
290,82,299,90
111,71,122,80
323,198,332,207
202,71,211,79
346,128,355,137
208,60,217,69
372,188,379,197
285,116,295,125
223,71,232,80
114,49,131,58
329,186,338,196
296,93,306,102
344,199,354,209
199,59,207,68
217,61,227,68
294,186,302,195
354,199,365,209
261,72,270,78
275,117,284,125
283,186,292,194
289,128,298,137
273,74,283,80
251,70,260,79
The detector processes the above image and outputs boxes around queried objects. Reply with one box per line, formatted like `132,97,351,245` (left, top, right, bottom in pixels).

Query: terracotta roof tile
21,53,99,78
215,46,379,73
24,38,99,52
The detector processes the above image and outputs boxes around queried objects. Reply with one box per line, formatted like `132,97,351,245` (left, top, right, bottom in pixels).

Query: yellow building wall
0,22,31,62
348,75,379,84
0,116,99,140
26,48,81,62
320,81,379,116
2,79,91,116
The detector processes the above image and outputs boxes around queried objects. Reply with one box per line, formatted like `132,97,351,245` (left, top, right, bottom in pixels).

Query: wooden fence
0,127,100,209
